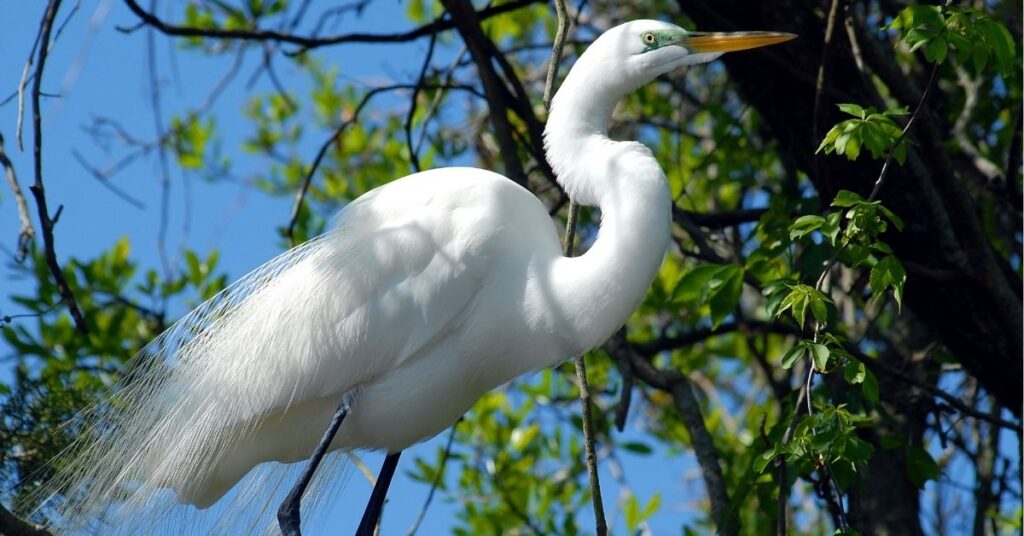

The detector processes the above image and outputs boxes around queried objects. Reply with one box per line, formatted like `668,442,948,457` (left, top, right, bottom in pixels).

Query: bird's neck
542,82,672,357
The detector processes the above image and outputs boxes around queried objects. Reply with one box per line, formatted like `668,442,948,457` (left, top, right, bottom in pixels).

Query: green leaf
862,369,879,405
708,266,744,328
843,360,866,384
837,103,866,119
869,255,907,310
754,446,778,473
831,190,866,208
621,441,653,455
672,264,728,304
624,495,640,531
809,291,829,326
877,204,904,231
789,215,826,240
810,343,830,371
642,493,662,520
905,445,940,488
780,343,805,369
924,36,949,64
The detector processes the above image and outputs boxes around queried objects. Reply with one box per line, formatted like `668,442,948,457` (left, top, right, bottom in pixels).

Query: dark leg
354,451,403,536
278,394,354,536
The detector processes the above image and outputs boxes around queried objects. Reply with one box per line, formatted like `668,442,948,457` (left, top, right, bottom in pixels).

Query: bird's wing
39,172,502,533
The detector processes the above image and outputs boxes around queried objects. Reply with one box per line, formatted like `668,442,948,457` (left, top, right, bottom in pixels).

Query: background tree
1,0,1020,534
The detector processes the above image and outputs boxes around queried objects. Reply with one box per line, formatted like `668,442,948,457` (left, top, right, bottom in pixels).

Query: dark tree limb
670,380,738,536
440,0,526,185
0,503,52,536
27,0,88,334
121,0,545,55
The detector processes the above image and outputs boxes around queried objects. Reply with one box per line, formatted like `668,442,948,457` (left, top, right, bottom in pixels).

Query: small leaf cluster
756,405,875,490
816,104,908,163
787,190,907,309
888,5,1016,77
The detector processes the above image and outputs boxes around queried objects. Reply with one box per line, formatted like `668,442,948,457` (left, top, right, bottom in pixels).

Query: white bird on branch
35,19,793,536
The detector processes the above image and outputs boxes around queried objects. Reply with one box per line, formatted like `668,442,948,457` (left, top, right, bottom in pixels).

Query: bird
33,19,794,536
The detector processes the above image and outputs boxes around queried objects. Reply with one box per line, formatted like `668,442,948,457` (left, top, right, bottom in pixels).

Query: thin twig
406,425,457,535
26,0,88,334
542,2,606,531
0,132,35,262
813,61,941,291
405,28,439,173
16,12,44,150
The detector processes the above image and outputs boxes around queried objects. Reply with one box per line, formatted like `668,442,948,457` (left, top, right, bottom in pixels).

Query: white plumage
34,19,794,534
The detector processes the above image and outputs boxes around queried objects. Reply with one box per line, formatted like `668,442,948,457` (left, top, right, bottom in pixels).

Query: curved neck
540,75,672,357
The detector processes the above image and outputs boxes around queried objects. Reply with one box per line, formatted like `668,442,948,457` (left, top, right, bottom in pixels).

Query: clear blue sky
1,1,697,534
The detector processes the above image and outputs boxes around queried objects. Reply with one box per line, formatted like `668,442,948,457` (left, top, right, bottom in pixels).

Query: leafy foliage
1,0,1020,534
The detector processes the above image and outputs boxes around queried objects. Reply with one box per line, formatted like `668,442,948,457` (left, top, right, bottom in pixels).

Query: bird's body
178,165,667,507
35,19,793,534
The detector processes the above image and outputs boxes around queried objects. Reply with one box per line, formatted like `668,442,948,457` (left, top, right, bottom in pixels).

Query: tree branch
27,0,88,334
441,0,526,185
121,0,545,54
604,332,739,535
0,502,52,536
670,380,738,536
0,132,35,262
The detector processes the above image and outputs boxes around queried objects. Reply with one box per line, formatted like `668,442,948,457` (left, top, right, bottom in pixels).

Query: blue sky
1,1,698,534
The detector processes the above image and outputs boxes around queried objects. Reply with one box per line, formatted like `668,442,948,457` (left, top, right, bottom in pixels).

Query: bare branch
27,0,88,334
0,132,35,262
405,29,439,173
120,0,545,54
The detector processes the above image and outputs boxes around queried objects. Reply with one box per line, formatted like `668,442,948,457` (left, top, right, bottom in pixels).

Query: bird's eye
642,32,656,45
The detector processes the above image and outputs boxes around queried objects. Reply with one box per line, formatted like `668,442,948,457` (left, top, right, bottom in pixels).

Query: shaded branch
603,331,738,535
857,351,1021,432
677,207,767,229
670,381,738,535
635,320,799,356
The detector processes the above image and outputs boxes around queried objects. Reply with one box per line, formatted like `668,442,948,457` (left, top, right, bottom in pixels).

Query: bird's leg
278,391,357,536
354,451,403,536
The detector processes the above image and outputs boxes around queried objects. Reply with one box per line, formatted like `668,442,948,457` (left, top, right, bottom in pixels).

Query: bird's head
573,20,795,94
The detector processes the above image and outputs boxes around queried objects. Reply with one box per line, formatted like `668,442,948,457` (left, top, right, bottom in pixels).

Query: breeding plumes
31,19,794,535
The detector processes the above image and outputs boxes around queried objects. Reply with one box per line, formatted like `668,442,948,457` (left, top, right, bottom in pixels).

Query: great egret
36,19,793,536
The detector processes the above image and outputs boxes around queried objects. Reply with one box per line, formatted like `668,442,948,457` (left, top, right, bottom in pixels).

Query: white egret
37,20,793,535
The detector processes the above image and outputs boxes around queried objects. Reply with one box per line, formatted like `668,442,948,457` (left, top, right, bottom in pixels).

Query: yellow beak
678,31,797,53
